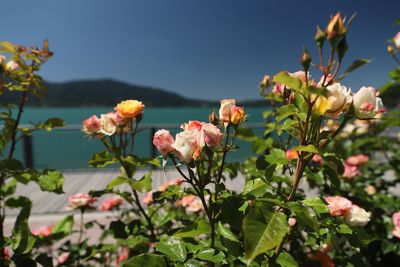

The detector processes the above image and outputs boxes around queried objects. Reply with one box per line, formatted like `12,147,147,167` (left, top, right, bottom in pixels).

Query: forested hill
0,79,213,107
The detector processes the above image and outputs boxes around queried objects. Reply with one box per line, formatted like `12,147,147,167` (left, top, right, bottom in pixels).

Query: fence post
23,134,34,168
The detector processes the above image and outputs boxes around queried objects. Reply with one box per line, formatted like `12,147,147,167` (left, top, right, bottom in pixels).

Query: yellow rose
230,106,245,125
115,100,145,119
312,95,332,116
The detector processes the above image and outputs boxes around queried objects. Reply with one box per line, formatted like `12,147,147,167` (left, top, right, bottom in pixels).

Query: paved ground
3,168,245,236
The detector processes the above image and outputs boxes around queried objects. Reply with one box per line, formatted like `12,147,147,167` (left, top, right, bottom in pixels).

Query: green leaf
155,237,187,262
110,220,128,239
37,170,64,194
0,41,16,53
265,149,288,165
276,104,298,122
6,196,36,254
89,151,117,167
106,176,129,190
122,254,166,267
292,145,318,153
131,173,152,193
273,71,303,91
182,259,202,267
303,197,329,214
381,240,396,254
243,205,289,262
195,248,225,264
287,202,319,232
0,158,23,171
217,222,239,242
243,178,268,197
277,251,299,267
52,215,74,238
174,220,210,238
264,164,277,182
337,59,370,80
36,118,65,131
338,224,353,234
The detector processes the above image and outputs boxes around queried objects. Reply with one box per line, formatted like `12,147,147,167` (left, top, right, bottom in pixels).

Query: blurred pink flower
343,163,359,178
159,177,184,192
143,191,154,205
32,225,53,237
82,115,101,136
56,252,70,266
117,247,130,264
312,154,323,164
288,217,297,227
325,196,352,216
99,196,123,211
394,32,400,49
345,154,369,166
285,149,298,161
67,193,96,210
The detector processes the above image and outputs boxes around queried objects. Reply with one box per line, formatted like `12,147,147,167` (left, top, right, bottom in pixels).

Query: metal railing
19,123,266,169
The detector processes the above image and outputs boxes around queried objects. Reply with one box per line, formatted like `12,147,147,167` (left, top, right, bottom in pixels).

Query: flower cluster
325,196,371,227
82,100,144,137
153,99,246,162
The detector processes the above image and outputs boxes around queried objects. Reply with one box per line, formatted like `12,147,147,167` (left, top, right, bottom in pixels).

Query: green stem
77,208,84,267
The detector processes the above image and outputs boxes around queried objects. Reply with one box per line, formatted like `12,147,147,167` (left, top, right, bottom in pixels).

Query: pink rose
6,60,18,71
3,248,9,261
343,163,359,178
181,120,203,131
32,225,53,237
285,149,298,161
82,115,101,135
200,123,222,148
353,87,386,119
56,252,70,265
394,32,400,49
67,193,96,210
159,177,184,192
317,74,334,87
175,195,207,213
325,196,352,216
345,154,369,166
219,99,236,123
230,106,245,125
99,196,123,211
143,191,154,205
392,211,400,227
117,247,130,264
312,154,323,164
272,83,285,95
153,129,174,155
288,218,297,227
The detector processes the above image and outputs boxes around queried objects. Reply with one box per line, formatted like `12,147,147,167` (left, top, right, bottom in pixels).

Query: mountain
0,79,216,107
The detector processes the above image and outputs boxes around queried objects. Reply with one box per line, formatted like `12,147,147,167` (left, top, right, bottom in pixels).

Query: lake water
12,107,266,169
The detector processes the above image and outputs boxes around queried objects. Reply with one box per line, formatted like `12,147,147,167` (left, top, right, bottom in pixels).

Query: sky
1,0,399,101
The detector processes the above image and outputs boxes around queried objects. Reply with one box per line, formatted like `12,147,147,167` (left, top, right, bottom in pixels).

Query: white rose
345,205,371,227
353,87,386,119
172,130,198,163
325,83,352,119
99,114,117,136
6,60,18,71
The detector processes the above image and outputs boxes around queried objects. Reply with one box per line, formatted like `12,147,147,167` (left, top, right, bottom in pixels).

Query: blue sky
1,0,399,100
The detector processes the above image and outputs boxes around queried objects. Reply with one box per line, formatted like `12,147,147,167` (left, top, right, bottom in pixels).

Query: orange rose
115,100,145,119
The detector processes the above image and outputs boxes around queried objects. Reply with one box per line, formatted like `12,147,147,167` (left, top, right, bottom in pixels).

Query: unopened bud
301,49,311,71
259,75,271,88
315,26,326,47
387,45,394,54
337,37,348,61
326,12,345,42
208,111,219,125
